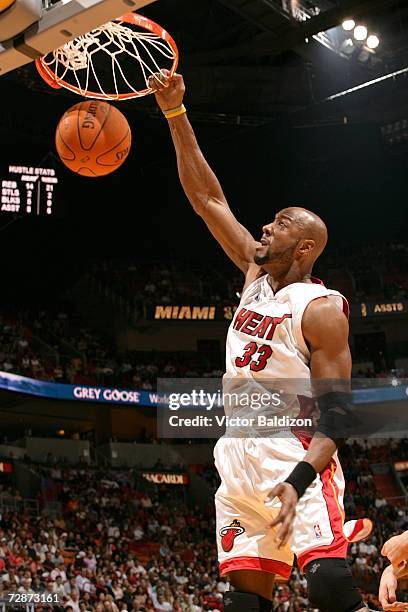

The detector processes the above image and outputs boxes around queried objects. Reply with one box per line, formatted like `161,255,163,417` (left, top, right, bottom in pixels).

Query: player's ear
297,239,315,257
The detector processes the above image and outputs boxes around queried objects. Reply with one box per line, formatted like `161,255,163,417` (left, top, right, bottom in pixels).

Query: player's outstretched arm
149,71,259,274
269,297,351,546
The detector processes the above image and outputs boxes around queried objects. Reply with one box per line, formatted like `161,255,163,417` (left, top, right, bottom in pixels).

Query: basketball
55,100,132,177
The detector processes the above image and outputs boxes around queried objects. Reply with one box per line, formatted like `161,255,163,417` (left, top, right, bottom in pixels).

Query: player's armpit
164,104,259,272
242,263,265,291
154,73,259,273
202,200,260,273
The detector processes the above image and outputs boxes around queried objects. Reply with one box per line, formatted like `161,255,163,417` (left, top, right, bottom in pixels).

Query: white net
37,14,178,100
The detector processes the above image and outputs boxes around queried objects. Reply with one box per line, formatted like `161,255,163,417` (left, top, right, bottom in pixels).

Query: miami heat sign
219,519,245,552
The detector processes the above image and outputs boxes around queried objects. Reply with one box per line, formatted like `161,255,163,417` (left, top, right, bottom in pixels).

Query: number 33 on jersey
226,274,348,381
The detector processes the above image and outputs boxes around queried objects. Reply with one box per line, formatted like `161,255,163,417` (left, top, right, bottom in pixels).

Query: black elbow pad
316,391,358,447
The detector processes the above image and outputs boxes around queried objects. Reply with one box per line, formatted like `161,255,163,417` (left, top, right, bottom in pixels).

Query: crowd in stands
0,242,406,386
89,261,238,319
0,246,407,609
341,442,408,594
0,314,45,379
0,440,407,610
0,306,225,387
0,462,225,612
89,242,408,313
0,307,406,389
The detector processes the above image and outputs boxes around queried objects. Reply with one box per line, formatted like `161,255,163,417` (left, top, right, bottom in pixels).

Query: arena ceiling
0,0,407,291
3,0,408,129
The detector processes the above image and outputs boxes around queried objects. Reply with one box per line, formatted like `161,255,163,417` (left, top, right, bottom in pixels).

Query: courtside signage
357,301,407,317
0,371,157,407
153,305,232,320
152,303,407,320
0,371,407,407
142,472,189,485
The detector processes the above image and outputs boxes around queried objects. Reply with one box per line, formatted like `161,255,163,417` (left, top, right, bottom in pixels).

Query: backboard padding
0,0,157,75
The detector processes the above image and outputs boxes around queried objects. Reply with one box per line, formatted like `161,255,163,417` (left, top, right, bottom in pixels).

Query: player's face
254,211,301,266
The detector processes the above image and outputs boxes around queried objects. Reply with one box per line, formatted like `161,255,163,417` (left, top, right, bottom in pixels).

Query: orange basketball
55,100,132,177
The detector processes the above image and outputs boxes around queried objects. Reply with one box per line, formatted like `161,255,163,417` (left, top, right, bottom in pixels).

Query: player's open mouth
260,238,269,246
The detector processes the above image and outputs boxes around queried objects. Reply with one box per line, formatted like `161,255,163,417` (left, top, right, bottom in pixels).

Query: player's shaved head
255,206,328,272
278,206,328,262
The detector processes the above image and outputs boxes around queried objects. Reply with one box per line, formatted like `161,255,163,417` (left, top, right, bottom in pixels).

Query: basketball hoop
35,12,179,101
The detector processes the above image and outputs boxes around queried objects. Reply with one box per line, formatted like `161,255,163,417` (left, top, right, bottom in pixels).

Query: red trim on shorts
297,547,348,571
219,556,292,579
289,433,348,573
297,459,348,572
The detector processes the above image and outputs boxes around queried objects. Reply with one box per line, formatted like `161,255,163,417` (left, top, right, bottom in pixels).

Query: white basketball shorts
214,435,348,579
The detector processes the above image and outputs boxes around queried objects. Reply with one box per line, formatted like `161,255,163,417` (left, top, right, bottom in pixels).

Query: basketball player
149,71,375,612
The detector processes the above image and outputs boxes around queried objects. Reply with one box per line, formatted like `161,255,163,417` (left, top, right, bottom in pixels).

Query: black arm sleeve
316,391,358,447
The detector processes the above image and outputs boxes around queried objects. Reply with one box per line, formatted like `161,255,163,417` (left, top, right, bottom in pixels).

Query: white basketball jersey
223,275,348,420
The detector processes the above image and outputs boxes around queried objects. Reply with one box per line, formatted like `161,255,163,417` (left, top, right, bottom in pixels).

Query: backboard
0,0,157,76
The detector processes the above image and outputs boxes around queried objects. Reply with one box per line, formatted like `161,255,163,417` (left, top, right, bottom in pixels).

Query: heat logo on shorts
219,519,245,552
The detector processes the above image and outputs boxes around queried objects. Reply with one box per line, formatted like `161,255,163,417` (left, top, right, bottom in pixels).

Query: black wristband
285,461,317,499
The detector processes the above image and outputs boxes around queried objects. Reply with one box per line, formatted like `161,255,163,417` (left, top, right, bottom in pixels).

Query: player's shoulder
304,295,346,316
285,279,343,302
290,278,329,294
303,296,349,335
302,297,350,350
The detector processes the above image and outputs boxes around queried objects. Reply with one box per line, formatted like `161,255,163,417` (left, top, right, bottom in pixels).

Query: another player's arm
382,531,408,570
149,72,260,275
270,297,351,546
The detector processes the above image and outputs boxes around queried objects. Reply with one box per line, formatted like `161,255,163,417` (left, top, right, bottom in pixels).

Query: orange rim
35,12,179,100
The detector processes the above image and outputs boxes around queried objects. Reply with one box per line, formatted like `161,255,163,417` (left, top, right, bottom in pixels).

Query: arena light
354,25,368,41
367,34,380,49
342,19,355,31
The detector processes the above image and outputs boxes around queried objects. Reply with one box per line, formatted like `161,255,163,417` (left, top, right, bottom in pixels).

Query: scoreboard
1,164,59,216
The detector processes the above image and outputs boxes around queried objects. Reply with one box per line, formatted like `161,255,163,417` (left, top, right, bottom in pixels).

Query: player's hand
148,70,185,112
382,532,408,570
268,482,298,548
379,565,398,609
382,601,408,611
379,565,408,611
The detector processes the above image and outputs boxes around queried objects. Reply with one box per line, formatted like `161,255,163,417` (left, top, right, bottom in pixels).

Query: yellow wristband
163,104,186,120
